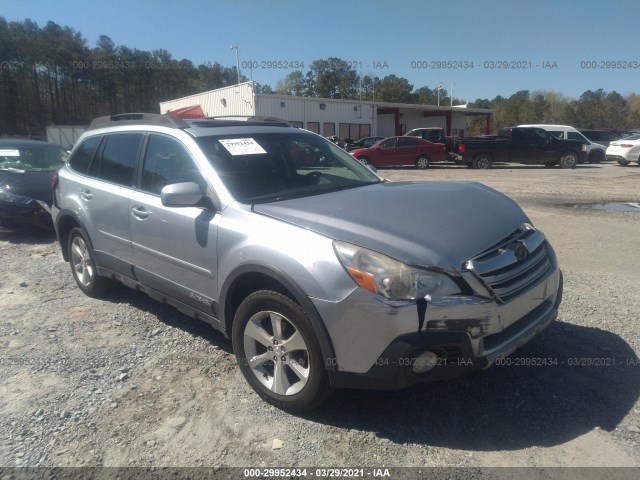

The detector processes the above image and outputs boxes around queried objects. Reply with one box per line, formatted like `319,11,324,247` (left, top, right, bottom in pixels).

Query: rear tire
68,228,114,297
617,160,630,166
232,290,331,412
472,155,492,169
415,155,430,169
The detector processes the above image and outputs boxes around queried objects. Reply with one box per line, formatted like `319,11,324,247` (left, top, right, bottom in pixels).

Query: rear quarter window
69,136,102,174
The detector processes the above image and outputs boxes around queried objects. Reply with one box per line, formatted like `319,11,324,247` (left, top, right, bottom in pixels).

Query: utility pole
230,43,240,84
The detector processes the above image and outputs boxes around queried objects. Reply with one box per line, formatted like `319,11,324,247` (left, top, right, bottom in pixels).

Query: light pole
436,83,442,106
451,81,455,106
229,43,240,85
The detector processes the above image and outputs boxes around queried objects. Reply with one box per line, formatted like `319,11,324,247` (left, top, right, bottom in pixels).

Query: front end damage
319,227,563,390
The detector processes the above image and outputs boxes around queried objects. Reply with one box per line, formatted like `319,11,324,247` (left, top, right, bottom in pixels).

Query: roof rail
187,115,293,128
88,113,189,130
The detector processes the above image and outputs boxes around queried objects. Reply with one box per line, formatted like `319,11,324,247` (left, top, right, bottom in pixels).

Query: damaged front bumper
0,201,53,229
318,267,562,390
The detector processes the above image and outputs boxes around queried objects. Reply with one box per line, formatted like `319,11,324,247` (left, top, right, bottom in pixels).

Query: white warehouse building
159,82,493,139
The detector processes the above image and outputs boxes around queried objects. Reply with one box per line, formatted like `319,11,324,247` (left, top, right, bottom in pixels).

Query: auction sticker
0,149,20,156
219,138,266,156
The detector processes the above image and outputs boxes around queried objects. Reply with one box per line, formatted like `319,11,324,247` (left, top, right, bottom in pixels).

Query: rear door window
396,138,417,147
89,133,143,186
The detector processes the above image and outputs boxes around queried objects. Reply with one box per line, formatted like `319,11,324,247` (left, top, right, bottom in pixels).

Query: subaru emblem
513,241,529,261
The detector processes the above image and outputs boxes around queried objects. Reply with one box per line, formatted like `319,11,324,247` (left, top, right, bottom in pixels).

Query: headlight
333,241,461,300
0,188,34,205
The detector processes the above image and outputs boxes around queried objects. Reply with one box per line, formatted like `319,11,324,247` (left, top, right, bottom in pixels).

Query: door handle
80,189,92,200
131,206,149,219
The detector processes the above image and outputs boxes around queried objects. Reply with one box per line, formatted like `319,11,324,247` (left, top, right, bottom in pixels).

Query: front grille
465,226,553,303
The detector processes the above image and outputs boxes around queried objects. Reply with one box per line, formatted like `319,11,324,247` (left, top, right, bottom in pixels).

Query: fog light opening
412,351,439,374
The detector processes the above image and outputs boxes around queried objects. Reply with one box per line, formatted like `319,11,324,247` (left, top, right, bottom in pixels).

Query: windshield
0,144,68,172
195,132,381,203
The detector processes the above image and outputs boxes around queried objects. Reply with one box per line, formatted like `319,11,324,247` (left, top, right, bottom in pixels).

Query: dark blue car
0,139,68,229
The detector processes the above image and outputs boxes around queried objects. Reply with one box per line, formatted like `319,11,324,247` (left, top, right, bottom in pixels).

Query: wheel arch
55,210,85,261
220,264,337,371
472,153,493,169
557,150,579,168
558,149,579,161
415,154,431,167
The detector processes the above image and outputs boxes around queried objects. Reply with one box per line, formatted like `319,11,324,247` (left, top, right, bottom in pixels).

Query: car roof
518,124,578,131
87,113,294,134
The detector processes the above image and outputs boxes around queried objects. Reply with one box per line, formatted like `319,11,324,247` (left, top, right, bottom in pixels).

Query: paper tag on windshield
0,149,20,157
219,138,267,156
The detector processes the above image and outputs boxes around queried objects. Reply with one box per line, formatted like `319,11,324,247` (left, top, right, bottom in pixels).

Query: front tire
472,155,492,169
415,155,430,169
358,156,370,166
588,150,604,164
232,290,331,412
617,160,630,166
559,152,578,169
68,228,114,297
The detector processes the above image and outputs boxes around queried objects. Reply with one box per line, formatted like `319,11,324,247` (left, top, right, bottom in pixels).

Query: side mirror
161,182,204,207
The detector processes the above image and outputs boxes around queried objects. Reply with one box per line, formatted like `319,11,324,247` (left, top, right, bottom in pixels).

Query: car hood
0,170,55,203
253,181,529,273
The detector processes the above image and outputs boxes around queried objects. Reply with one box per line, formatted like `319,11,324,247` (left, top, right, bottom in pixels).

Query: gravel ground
1,161,639,473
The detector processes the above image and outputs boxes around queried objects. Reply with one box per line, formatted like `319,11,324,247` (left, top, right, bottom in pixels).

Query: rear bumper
606,154,633,163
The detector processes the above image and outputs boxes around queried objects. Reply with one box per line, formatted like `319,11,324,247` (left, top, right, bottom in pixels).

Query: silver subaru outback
52,114,562,412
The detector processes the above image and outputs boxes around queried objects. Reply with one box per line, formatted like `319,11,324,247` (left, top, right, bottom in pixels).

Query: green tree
358,75,379,101
275,70,306,96
625,94,640,129
198,61,245,91
375,75,413,103
309,57,359,99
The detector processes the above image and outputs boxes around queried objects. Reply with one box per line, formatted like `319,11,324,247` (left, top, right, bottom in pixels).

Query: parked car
518,124,606,163
0,139,68,229
578,129,621,148
52,113,563,412
404,127,459,159
344,136,385,152
452,127,587,169
605,134,640,166
350,136,446,169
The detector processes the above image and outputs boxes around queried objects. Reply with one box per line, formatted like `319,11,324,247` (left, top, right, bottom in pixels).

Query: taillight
51,171,59,190
459,143,465,153
620,144,633,148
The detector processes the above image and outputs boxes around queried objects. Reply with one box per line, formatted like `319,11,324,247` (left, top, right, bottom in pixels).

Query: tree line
0,17,268,137
1,17,639,138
